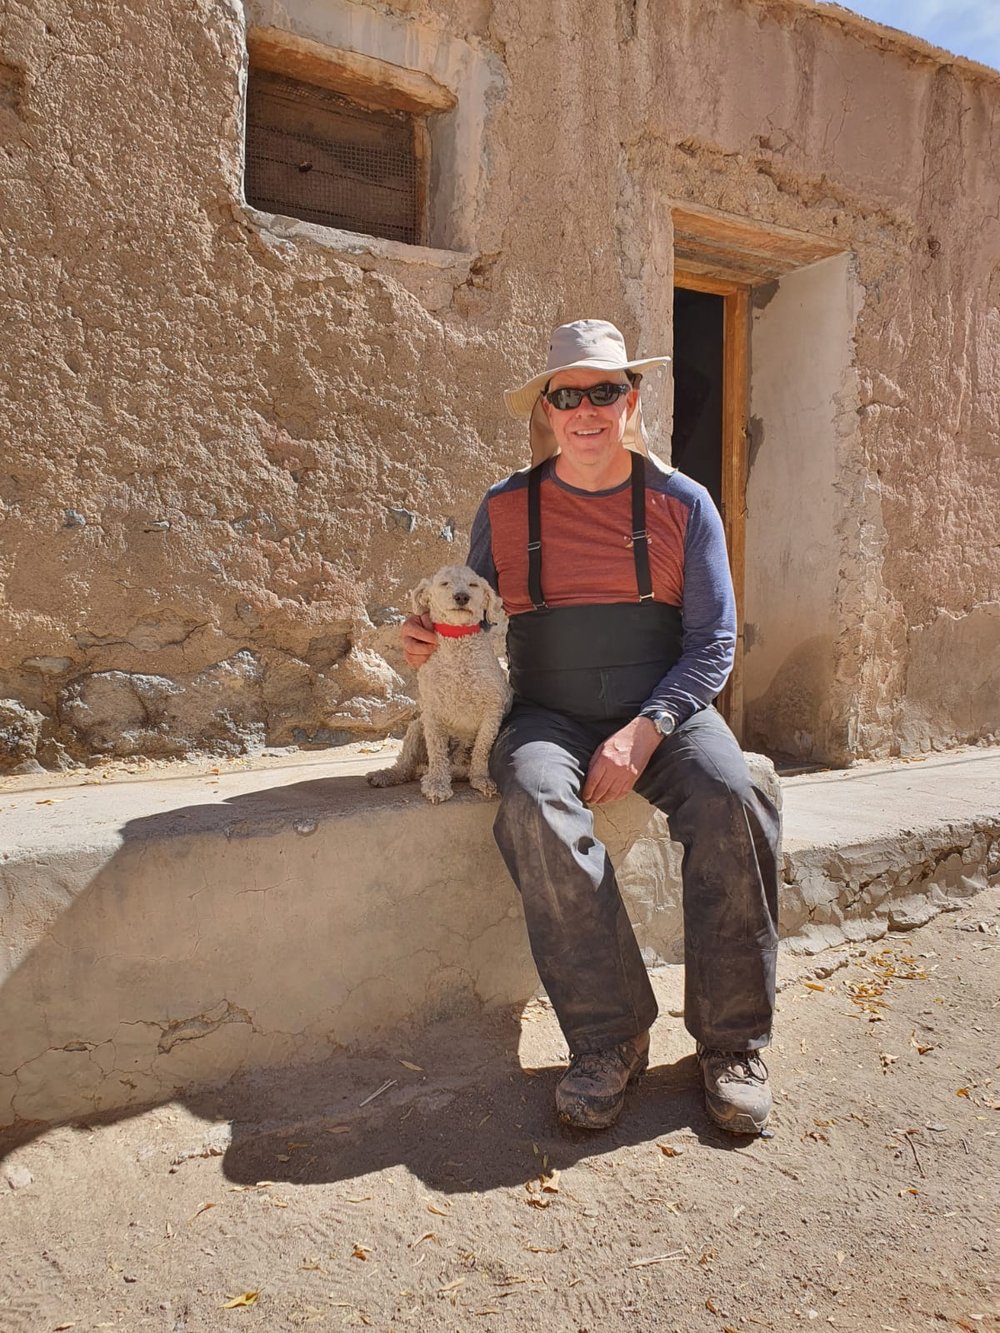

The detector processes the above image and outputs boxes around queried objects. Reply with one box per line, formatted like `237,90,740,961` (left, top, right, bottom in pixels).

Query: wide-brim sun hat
504,319,671,466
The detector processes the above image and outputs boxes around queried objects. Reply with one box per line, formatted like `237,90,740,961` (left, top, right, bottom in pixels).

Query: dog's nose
453,591,470,607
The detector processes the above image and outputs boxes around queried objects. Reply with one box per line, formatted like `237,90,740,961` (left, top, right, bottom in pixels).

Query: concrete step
1,745,998,1133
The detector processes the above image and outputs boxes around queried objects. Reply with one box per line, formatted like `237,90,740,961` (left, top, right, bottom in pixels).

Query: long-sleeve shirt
467,453,736,726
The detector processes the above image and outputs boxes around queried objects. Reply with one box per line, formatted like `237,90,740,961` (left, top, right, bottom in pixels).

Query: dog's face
411,564,503,627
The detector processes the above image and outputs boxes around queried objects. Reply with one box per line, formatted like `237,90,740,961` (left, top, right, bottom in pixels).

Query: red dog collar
433,622,483,638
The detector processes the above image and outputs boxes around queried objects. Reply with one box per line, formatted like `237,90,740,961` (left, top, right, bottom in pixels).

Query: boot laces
701,1048,768,1084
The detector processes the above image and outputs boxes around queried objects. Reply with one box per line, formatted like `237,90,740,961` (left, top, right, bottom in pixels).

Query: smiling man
401,320,780,1135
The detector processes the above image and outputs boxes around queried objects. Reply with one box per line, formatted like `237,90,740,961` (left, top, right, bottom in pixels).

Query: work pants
490,703,780,1055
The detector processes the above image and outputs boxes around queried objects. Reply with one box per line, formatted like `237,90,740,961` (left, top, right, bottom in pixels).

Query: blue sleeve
466,494,498,587
640,493,736,725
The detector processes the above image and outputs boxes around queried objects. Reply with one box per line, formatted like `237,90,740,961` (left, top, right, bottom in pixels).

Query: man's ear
485,585,504,626
411,578,432,615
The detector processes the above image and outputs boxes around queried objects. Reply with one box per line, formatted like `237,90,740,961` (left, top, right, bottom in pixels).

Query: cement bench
3,746,997,1134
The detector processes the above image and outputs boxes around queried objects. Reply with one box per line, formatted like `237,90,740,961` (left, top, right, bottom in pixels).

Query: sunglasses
542,381,632,411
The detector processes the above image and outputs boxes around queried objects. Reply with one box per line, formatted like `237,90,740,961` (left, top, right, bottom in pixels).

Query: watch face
656,712,675,735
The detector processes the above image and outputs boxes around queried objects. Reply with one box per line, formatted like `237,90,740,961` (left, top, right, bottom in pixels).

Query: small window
245,67,425,246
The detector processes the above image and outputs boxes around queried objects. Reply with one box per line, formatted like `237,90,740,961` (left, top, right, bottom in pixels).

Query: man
402,320,779,1135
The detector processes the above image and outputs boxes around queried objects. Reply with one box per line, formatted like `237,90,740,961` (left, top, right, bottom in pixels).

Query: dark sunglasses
542,381,632,411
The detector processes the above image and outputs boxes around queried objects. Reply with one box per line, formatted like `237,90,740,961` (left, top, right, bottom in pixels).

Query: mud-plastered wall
1,0,998,770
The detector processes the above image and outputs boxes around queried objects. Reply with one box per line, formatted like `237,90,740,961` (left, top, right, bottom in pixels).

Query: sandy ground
1,890,997,1333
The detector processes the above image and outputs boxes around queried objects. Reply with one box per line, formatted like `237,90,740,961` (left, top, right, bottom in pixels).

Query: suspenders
526,451,654,611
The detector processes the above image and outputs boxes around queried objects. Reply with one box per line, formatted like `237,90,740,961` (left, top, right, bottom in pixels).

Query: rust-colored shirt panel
487,470,688,614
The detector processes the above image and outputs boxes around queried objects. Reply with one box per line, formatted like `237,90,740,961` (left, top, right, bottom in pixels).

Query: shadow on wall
0,773,538,1149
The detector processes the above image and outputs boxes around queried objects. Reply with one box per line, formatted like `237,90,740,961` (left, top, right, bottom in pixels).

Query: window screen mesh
245,68,420,245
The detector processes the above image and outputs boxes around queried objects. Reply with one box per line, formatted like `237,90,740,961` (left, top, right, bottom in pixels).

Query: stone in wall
0,699,44,773
57,655,265,758
53,645,416,759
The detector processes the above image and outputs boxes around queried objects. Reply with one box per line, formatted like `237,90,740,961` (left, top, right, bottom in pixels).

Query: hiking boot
697,1045,772,1135
555,1031,650,1130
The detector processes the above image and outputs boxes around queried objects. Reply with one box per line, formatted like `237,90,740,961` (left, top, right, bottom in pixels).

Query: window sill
242,205,476,272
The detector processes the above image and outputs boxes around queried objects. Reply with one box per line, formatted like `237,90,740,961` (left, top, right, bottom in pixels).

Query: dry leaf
188,1201,216,1224
438,1278,465,1293
276,1154,290,1163
956,1087,971,1098
474,1310,501,1316
706,1296,720,1314
325,1125,350,1135
301,1260,321,1271
399,1060,423,1072
658,1143,684,1158
346,1196,371,1204
426,1202,448,1216
351,1244,370,1261
526,1246,559,1253
222,1291,259,1308
412,1232,438,1247
287,1141,308,1150
804,982,826,992
525,1197,551,1209
270,1199,288,1209
54,1325,76,1331
541,1170,560,1194
836,1251,845,1266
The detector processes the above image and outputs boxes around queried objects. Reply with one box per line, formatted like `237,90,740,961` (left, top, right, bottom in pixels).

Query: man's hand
401,613,438,669
582,716,662,805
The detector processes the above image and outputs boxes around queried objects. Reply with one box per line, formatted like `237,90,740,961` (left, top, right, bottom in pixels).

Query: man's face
541,367,638,479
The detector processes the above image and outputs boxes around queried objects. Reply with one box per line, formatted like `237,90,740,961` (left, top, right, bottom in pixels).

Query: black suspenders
629,450,654,604
526,452,654,611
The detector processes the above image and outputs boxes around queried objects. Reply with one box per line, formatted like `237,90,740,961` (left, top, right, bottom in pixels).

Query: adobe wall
1,0,998,770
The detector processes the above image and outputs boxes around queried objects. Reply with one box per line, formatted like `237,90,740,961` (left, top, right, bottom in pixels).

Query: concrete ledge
780,752,1000,950
1,746,998,1132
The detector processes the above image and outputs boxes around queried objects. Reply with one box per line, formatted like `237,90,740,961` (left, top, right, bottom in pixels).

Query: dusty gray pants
490,703,780,1055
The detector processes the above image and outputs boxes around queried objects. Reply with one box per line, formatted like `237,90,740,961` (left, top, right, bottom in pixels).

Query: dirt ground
1,889,997,1333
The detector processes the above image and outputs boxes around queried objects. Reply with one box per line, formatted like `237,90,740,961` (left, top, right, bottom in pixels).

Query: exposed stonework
0,699,43,774
0,0,998,765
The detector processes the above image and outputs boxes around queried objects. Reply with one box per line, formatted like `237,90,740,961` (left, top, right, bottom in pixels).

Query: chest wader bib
506,452,683,722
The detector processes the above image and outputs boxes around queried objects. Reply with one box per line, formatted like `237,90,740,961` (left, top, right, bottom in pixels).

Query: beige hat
504,319,671,466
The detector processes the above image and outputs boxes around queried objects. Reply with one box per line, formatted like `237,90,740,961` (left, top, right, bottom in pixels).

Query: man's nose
453,590,470,606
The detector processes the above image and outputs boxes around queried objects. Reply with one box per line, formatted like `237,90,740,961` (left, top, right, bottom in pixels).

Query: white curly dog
368,564,512,803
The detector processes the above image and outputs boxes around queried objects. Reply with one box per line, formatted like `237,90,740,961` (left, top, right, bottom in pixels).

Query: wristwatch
646,709,676,737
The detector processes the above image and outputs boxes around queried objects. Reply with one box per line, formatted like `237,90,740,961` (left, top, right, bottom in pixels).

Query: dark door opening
670,288,724,512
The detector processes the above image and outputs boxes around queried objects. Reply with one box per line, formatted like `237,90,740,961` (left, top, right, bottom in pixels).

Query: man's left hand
582,716,662,805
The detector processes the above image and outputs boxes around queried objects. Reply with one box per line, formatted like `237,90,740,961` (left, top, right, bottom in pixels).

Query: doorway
671,287,724,510
671,275,749,736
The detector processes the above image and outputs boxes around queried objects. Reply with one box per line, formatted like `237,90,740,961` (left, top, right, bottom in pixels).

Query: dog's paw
367,768,401,788
469,774,498,799
421,775,454,804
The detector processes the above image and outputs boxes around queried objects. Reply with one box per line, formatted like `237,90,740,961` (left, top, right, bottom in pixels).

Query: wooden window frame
245,27,456,248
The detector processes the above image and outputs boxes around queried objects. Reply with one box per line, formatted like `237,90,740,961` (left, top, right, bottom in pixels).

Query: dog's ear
410,578,432,615
484,584,505,626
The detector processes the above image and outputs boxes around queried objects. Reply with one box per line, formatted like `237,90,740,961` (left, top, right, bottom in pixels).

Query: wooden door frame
672,272,750,740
